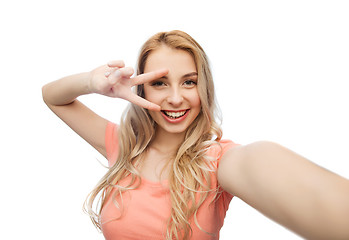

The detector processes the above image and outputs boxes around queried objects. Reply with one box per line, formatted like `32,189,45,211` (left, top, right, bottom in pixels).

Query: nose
167,87,183,107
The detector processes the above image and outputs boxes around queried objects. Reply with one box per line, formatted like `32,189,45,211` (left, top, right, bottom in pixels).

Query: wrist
82,72,94,95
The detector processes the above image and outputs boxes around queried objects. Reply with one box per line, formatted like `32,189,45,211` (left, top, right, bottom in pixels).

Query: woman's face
143,45,201,135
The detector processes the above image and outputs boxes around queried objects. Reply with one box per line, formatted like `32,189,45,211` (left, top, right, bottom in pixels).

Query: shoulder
206,139,240,161
204,139,240,173
217,141,276,195
216,142,246,195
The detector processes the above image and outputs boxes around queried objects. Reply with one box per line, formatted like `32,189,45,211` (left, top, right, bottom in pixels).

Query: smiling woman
90,31,231,240
144,46,201,135
42,30,349,240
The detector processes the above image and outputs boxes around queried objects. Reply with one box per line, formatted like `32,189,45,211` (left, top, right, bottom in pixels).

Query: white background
1,0,348,239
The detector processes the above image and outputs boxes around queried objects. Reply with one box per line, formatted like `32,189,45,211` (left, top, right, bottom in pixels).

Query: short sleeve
206,139,240,213
105,122,119,167
206,139,239,167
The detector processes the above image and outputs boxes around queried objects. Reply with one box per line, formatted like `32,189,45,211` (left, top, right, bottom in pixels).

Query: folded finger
107,60,125,68
112,66,134,78
109,67,135,84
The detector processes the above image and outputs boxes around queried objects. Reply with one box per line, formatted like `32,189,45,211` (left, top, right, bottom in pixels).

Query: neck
149,127,186,154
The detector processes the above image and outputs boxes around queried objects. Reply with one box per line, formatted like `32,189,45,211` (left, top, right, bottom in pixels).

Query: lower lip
161,110,189,123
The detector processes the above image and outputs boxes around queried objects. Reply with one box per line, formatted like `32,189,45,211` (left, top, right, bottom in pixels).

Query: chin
162,125,189,134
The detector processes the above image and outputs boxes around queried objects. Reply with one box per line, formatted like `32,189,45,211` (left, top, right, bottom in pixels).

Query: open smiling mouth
161,110,189,119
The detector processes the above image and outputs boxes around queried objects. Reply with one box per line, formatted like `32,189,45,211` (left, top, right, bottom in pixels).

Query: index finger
131,69,169,86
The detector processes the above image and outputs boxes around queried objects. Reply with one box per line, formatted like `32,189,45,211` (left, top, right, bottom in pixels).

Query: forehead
144,46,197,75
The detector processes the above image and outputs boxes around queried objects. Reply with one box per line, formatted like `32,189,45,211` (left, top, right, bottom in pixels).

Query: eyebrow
182,72,198,78
160,72,198,79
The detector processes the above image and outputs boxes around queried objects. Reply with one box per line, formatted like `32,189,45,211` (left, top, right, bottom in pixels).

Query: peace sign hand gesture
89,60,168,111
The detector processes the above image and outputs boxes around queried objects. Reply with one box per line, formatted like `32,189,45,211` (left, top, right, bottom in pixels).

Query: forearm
239,142,349,239
42,72,92,106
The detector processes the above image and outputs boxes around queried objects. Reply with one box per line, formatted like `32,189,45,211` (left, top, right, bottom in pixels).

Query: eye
183,79,197,86
151,81,165,87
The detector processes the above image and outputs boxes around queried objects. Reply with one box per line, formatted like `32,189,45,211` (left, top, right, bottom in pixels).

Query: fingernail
104,71,111,77
153,105,161,111
114,70,121,78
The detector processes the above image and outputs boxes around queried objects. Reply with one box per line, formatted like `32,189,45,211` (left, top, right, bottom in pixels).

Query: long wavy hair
85,30,223,240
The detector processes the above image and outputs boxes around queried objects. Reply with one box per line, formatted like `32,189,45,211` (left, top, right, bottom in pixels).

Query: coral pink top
101,122,238,240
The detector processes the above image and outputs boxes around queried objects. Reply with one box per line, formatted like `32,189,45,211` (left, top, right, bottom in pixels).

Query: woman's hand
89,60,168,111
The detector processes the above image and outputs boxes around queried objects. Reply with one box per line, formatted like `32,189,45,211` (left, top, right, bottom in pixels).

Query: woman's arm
218,141,349,240
42,70,109,157
42,60,168,158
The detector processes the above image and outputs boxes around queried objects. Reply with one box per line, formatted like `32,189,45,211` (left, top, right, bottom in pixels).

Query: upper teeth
165,110,186,118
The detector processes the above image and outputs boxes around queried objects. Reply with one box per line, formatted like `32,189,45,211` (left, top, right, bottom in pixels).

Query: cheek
147,110,157,121
144,86,167,105
189,90,201,108
143,86,156,101
145,94,162,105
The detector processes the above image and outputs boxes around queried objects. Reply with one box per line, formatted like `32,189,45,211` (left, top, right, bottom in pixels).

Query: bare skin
140,46,201,181
218,142,349,239
42,60,168,157
43,49,349,239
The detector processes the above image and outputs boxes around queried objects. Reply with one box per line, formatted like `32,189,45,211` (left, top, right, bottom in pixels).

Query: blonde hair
85,30,223,239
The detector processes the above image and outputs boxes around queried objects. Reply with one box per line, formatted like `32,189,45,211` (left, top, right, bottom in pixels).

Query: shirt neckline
140,176,169,188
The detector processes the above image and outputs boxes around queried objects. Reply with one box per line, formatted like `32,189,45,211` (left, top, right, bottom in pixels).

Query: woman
42,30,349,240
